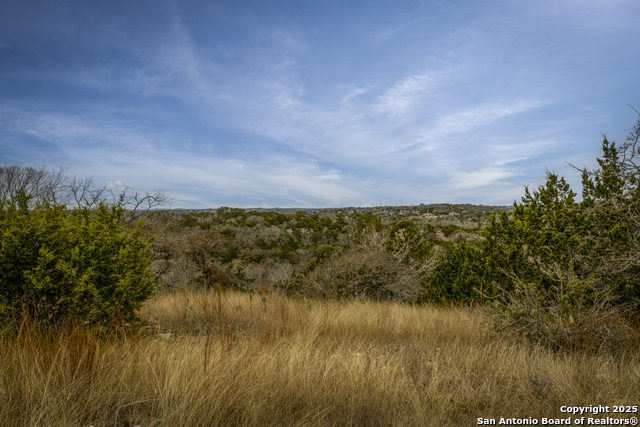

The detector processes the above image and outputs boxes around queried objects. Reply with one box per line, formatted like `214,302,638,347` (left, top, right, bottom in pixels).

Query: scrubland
5,128,640,426
1,289,638,427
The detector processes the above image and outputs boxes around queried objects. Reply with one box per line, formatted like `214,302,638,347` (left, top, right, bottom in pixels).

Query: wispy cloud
434,102,542,136
450,168,517,190
340,86,371,105
1,0,638,207
106,180,125,191
375,73,438,117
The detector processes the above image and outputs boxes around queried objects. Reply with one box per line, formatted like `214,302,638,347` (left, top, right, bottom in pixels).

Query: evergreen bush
0,191,155,327
419,114,640,352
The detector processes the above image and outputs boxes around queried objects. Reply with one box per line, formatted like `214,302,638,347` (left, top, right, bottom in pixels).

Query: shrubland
2,116,640,425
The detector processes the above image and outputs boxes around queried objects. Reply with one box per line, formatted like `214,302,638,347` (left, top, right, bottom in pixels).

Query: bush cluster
418,115,640,352
5,115,639,355
0,191,154,327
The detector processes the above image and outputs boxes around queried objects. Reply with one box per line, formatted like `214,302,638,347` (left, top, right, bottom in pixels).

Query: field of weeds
1,289,639,427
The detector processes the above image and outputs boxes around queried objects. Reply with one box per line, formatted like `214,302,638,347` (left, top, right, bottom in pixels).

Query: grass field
1,289,639,426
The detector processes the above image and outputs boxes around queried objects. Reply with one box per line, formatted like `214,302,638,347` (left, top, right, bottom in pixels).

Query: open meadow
1,289,639,427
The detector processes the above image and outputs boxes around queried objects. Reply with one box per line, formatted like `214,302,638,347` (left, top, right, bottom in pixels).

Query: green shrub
476,116,640,353
0,191,154,327
418,241,485,305
440,223,462,237
422,122,640,308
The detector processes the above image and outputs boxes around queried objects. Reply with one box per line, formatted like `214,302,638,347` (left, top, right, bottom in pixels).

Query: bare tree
0,165,67,206
118,187,173,225
64,177,172,221
1,165,172,223
64,175,111,210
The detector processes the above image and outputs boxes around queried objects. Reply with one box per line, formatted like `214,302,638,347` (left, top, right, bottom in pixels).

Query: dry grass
1,290,639,426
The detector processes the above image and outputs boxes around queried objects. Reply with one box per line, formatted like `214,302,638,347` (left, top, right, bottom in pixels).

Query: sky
1,0,639,209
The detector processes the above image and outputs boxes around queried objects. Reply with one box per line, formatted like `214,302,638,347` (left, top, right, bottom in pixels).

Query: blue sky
1,0,639,208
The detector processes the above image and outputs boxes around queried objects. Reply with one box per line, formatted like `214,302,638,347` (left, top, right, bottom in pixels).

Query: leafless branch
119,187,173,225
64,176,112,210
1,165,173,223
0,165,67,206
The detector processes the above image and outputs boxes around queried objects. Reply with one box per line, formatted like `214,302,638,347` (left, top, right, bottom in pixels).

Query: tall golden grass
1,290,639,426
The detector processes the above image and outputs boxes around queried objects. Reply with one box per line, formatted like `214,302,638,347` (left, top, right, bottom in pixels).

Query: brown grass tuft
1,290,639,426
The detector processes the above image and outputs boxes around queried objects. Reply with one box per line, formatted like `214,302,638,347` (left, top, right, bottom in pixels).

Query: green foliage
417,116,640,353
0,191,154,327
233,262,256,290
353,213,384,233
577,136,640,303
217,206,247,220
421,116,640,313
152,198,505,302
180,213,214,230
479,172,587,295
180,214,200,228
300,245,338,275
418,241,484,305
274,268,304,297
421,167,636,307
259,211,288,226
440,223,462,237
387,221,434,269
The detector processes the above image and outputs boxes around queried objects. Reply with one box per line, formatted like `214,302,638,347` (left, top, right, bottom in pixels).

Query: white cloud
106,180,125,191
6,0,631,208
340,86,371,105
435,102,541,136
487,140,558,167
450,168,517,190
375,73,437,116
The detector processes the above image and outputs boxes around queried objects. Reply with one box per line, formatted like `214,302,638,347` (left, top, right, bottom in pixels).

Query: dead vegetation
1,289,638,427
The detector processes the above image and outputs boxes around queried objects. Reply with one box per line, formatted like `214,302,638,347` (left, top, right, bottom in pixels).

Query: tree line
2,113,639,353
